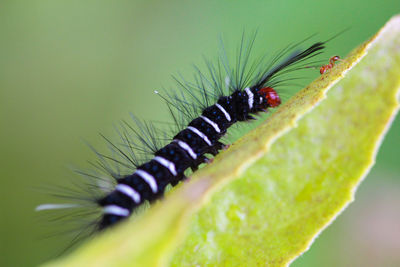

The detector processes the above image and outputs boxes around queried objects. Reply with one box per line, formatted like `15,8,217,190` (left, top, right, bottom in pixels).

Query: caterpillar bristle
36,204,82,211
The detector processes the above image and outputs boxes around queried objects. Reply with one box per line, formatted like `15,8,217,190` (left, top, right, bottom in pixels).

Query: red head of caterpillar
258,87,281,108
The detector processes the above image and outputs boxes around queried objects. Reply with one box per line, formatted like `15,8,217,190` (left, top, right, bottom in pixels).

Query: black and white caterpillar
37,35,325,233
99,85,284,229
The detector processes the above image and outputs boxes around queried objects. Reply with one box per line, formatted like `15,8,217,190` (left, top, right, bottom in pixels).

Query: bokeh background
1,1,399,266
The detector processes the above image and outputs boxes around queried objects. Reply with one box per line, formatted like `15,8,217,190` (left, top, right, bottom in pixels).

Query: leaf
44,16,400,267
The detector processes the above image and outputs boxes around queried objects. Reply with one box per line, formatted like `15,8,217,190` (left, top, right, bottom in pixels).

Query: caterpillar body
37,35,326,234
99,86,282,229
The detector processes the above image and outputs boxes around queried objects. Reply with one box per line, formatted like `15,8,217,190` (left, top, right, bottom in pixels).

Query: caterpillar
37,34,326,236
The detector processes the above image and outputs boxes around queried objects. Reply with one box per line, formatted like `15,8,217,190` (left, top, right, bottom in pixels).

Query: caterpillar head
258,87,281,108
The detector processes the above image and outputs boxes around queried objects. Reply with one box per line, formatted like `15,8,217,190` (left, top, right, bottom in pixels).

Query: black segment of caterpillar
97,41,325,230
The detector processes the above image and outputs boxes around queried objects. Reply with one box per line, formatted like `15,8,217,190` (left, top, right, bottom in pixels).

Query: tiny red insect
320,55,340,74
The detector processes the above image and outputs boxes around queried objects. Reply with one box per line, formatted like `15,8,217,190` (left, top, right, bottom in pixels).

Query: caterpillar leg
190,155,210,172
208,141,228,156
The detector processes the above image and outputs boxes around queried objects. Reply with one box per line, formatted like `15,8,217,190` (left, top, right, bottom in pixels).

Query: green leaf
44,16,400,267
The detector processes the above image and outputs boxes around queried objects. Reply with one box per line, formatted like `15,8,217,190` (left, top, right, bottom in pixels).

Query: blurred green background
1,1,399,266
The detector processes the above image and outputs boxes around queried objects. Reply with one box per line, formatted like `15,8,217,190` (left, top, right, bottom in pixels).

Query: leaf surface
44,16,400,267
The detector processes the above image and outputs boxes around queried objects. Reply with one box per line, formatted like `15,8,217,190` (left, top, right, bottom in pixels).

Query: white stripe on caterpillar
174,139,197,159
187,126,212,146
115,184,141,203
200,115,221,133
154,156,178,176
103,205,130,217
135,169,158,193
245,87,254,109
215,103,231,122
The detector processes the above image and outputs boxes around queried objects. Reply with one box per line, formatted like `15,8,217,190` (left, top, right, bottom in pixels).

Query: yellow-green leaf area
170,17,400,266
44,16,400,267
